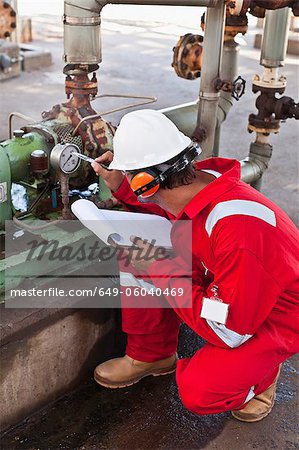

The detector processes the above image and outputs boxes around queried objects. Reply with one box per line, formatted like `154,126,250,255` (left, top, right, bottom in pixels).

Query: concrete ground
0,8,298,450
1,326,298,450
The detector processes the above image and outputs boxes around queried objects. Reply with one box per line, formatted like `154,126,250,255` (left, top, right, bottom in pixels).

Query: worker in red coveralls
91,109,299,422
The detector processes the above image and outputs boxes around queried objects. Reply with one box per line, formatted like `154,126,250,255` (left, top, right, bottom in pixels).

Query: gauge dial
50,143,81,174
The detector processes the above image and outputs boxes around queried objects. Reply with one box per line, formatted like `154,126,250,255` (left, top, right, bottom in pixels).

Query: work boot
94,354,177,389
231,366,281,423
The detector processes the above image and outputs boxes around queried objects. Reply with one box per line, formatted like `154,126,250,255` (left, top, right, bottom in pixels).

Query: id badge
200,285,229,325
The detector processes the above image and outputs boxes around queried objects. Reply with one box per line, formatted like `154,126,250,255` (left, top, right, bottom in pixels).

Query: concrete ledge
0,42,21,82
0,306,123,431
20,44,52,72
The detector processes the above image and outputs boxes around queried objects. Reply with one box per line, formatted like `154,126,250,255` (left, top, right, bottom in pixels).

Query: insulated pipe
260,6,290,67
193,1,226,158
240,133,273,186
160,101,198,137
213,38,240,155
64,0,221,66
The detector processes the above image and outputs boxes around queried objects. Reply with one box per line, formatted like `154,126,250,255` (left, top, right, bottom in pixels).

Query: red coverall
113,157,299,415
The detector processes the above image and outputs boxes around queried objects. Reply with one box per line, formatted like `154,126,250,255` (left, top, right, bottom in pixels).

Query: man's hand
91,151,124,192
121,236,174,273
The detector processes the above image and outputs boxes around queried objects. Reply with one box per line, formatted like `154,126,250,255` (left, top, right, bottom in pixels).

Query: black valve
213,75,246,101
231,76,246,101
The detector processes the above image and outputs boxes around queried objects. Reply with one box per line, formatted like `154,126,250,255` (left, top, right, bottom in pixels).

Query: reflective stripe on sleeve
206,320,253,348
205,200,276,237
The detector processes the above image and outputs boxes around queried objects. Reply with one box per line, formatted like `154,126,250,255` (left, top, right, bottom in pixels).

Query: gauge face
50,143,81,174
60,144,81,174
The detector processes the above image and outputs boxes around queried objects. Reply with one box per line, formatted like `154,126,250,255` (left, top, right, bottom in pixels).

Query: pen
72,151,112,171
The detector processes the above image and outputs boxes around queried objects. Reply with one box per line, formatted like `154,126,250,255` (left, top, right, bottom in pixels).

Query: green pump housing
0,131,49,229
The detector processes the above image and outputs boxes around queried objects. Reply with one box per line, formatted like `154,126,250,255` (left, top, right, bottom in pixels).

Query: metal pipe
160,101,198,137
243,7,290,190
161,39,239,142
213,38,240,155
240,159,264,184
8,112,36,139
261,7,290,67
72,94,157,136
161,103,272,186
240,134,273,186
64,0,221,66
66,0,219,8
193,1,226,158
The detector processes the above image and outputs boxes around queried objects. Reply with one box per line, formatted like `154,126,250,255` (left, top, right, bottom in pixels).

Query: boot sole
231,395,276,423
94,365,176,389
231,405,274,423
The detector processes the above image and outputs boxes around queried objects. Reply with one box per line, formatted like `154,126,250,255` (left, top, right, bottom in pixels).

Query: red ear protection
130,170,160,198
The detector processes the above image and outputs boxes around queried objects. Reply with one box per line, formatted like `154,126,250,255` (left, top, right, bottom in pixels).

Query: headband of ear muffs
130,144,200,198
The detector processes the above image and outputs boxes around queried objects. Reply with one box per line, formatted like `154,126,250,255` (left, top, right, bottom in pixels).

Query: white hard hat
109,109,192,171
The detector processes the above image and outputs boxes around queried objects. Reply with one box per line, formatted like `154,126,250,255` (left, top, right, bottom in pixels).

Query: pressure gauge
50,143,82,174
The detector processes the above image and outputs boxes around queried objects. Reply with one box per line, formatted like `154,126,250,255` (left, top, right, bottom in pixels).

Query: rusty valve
172,34,203,80
214,76,246,101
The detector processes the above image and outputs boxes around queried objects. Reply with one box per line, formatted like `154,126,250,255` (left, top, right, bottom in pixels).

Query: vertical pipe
195,1,226,158
245,7,290,190
213,39,240,155
261,7,290,68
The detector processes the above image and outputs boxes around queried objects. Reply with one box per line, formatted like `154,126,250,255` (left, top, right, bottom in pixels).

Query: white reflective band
207,320,253,348
205,200,276,237
119,271,158,293
201,169,221,179
243,385,255,405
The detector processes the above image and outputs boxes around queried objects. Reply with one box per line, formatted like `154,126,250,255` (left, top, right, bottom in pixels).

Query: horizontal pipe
160,93,234,138
66,0,220,10
160,102,198,137
64,0,221,65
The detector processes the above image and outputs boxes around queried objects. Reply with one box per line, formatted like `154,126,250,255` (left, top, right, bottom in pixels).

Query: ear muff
130,170,160,198
130,144,201,198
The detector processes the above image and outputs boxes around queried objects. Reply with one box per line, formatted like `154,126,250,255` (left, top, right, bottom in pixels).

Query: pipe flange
293,1,299,16
248,116,280,134
63,64,99,76
65,73,98,99
172,34,203,80
202,10,248,40
248,6,266,18
225,14,248,37
0,1,17,39
226,0,250,16
252,74,287,92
